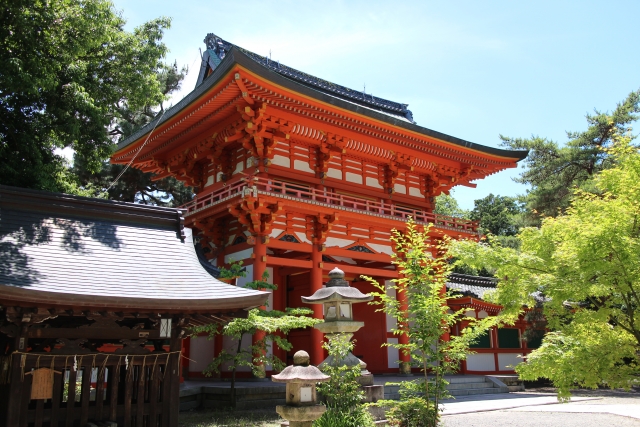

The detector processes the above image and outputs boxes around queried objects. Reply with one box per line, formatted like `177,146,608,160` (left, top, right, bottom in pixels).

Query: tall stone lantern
301,267,374,385
272,350,330,427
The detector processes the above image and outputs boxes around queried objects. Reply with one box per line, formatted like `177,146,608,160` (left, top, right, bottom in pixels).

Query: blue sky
112,0,640,210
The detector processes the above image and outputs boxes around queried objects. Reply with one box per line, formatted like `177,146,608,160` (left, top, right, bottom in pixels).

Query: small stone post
272,350,330,427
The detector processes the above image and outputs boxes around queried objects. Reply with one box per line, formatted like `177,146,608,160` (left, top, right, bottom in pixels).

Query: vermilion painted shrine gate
113,33,533,377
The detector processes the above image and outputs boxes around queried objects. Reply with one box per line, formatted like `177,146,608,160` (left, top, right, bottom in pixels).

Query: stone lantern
272,350,330,427
301,267,374,385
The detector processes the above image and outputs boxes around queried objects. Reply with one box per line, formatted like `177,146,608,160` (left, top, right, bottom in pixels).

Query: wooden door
285,272,312,364
351,280,388,373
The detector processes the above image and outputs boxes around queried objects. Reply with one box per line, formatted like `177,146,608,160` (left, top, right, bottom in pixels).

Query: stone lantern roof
301,268,373,304
272,351,330,383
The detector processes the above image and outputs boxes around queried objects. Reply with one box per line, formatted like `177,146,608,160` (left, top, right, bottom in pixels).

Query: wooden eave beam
322,262,398,279
241,73,520,167
324,247,391,263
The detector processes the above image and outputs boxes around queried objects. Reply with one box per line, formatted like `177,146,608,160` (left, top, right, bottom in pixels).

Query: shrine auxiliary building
113,33,529,376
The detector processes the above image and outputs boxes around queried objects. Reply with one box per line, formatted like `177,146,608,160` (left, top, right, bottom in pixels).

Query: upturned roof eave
115,48,528,162
0,284,268,313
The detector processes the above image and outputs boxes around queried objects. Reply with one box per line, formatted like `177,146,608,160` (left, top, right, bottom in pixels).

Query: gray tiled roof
446,273,498,300
0,186,267,312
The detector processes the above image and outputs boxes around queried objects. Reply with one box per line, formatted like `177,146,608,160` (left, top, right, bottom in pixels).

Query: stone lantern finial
293,350,310,366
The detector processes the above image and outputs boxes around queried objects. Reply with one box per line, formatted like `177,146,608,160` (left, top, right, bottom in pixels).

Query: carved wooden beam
306,213,339,245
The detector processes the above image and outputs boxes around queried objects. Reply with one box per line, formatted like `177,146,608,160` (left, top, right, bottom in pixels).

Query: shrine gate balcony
180,176,479,237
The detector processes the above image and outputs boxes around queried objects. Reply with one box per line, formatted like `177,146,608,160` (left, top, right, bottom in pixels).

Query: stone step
449,387,508,396
447,381,496,390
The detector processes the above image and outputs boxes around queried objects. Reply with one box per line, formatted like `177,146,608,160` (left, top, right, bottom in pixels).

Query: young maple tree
363,220,497,427
450,134,640,400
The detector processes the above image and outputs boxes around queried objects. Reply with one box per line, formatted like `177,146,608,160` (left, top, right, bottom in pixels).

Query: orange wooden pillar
309,243,325,366
252,235,268,377
396,280,412,374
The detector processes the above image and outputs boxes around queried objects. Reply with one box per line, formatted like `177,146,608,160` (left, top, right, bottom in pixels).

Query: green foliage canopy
0,0,173,192
500,90,640,218
434,194,469,219
470,193,524,237
450,137,640,399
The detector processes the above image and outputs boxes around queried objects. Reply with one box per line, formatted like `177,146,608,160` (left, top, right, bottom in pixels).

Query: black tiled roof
446,273,497,300
0,186,267,311
201,33,414,122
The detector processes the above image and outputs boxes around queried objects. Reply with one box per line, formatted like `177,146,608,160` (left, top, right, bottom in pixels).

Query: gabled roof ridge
202,33,414,121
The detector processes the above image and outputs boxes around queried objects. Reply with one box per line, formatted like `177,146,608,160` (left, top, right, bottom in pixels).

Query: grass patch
179,408,284,427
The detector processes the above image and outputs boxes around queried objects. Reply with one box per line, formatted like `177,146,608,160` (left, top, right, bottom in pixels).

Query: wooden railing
181,177,478,233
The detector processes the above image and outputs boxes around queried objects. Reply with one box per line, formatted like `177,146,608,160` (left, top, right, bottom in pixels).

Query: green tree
364,220,497,427
470,194,523,236
500,90,640,219
0,0,173,192
193,307,320,408
434,194,469,218
450,136,640,399
192,266,320,408
72,62,194,206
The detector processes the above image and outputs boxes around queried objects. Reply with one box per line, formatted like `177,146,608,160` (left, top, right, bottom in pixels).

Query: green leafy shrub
384,397,437,427
314,334,374,427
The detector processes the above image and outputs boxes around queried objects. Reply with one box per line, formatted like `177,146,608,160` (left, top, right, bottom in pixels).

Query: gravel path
442,389,640,427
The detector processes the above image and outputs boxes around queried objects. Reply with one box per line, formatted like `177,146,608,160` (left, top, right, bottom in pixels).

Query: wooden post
396,280,412,375
252,235,268,378
168,325,182,427
6,357,23,426
309,244,325,366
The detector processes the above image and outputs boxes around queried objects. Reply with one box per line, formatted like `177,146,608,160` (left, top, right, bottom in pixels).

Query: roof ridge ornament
201,32,416,122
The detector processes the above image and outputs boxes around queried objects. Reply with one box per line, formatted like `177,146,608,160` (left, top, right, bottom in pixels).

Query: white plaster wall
498,353,522,371
189,335,215,373
294,159,314,174
270,228,285,238
236,264,254,288
387,338,399,369
408,187,422,197
366,177,383,189
234,161,244,174
394,184,406,194
272,155,290,168
222,334,253,372
225,248,253,263
368,243,393,255
327,168,342,179
205,175,214,187
325,237,355,248
386,281,397,333
345,172,363,184
331,256,356,265
294,231,311,244
465,354,496,371
477,310,489,319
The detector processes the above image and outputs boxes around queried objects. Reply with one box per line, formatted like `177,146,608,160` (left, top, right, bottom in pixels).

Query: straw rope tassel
127,356,134,382
151,354,159,381
20,354,26,381
50,355,56,384
99,355,109,386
